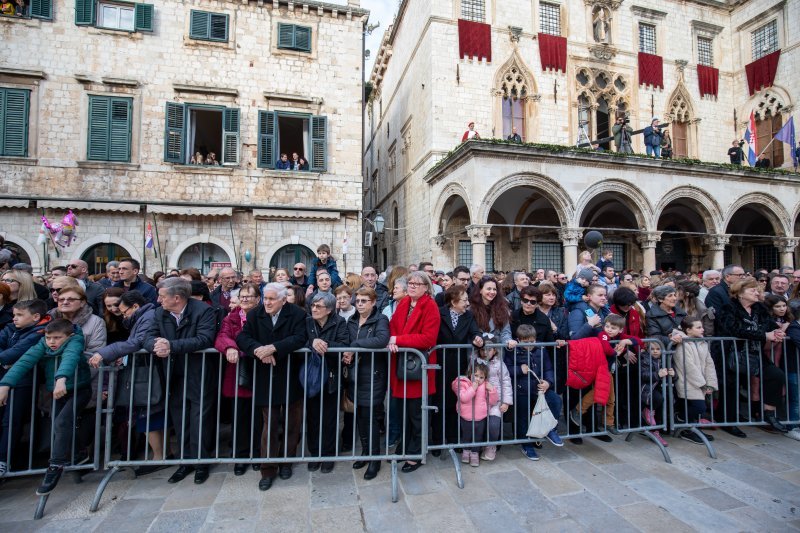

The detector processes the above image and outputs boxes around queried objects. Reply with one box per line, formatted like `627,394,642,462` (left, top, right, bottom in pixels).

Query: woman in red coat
214,282,263,475
388,271,440,472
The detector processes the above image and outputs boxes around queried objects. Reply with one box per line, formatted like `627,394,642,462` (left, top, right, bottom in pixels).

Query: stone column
637,231,662,274
774,237,798,269
466,225,491,268
703,234,729,270
558,227,582,274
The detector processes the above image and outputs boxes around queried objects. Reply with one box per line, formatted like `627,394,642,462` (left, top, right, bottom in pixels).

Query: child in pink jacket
452,362,499,467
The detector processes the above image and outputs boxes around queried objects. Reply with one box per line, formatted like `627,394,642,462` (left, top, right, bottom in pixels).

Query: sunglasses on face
521,298,538,305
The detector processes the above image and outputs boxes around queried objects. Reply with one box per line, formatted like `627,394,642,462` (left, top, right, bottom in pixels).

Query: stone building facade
364,0,799,274
0,0,367,276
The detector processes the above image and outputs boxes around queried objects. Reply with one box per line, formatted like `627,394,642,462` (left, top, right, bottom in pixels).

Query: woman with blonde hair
1,270,37,303
345,272,362,292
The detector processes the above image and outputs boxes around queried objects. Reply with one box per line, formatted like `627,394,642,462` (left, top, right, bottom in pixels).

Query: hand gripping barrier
89,346,429,510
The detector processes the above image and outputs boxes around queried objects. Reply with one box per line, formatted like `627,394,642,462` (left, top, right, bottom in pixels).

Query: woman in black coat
646,285,688,348
431,285,483,447
510,286,555,344
343,287,390,480
304,291,350,473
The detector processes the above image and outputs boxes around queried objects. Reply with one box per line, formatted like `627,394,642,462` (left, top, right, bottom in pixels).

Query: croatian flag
145,222,154,249
744,111,758,166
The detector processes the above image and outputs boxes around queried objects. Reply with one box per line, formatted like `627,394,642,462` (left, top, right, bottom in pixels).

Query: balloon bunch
38,210,79,248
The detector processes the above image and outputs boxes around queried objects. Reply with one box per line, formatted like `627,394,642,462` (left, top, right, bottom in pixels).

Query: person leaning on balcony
727,140,744,165
612,116,633,154
643,118,663,158
461,121,480,142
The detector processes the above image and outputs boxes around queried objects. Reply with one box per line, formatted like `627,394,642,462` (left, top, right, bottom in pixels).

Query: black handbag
116,355,164,407
237,357,254,389
396,352,423,381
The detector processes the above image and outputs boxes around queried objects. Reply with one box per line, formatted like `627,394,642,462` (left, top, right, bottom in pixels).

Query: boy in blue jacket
0,319,91,495
505,325,564,461
307,243,342,290
564,269,595,311
0,299,50,477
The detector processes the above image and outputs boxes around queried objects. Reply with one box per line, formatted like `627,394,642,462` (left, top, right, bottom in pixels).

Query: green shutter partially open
88,96,131,162
222,107,239,165
134,3,154,32
277,23,312,52
189,10,209,39
310,115,327,172
164,102,185,163
0,89,30,157
30,0,53,19
257,110,277,169
295,26,311,52
209,13,228,41
75,0,95,25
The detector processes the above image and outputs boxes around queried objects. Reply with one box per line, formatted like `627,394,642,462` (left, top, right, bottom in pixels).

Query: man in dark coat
210,267,240,317
352,266,389,312
236,282,307,491
114,258,158,304
143,278,217,484
66,260,104,316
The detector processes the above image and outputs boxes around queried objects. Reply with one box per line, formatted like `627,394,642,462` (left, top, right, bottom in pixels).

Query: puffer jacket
305,313,350,395
671,331,718,400
505,346,554,396
96,303,155,362
451,376,499,421
471,353,513,417
565,337,611,406
346,308,390,406
0,316,51,387
646,304,687,348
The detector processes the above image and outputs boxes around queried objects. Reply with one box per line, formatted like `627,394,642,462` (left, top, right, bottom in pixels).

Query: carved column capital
704,234,730,251
433,235,448,249
466,224,491,244
774,237,799,253
558,227,582,246
637,231,662,249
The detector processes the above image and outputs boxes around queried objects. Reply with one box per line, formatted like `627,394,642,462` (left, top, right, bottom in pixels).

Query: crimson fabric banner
697,64,719,97
745,50,780,95
537,33,567,73
638,52,663,89
458,19,492,62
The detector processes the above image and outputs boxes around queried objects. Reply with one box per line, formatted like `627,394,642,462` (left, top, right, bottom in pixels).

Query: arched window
501,66,527,140
392,202,400,242
81,242,134,275
665,82,697,159
269,244,314,271
178,243,231,274
754,91,785,167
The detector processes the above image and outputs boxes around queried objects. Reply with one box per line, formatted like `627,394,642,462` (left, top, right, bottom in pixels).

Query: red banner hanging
537,33,567,73
638,52,663,89
745,49,780,95
458,19,492,62
697,64,719,98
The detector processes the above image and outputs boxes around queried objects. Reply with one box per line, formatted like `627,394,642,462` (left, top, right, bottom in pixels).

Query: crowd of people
0,241,799,497
0,0,26,17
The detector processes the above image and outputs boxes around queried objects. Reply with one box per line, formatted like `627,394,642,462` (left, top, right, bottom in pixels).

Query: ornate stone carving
558,228,582,246
508,26,522,43
509,240,522,252
592,6,611,43
704,234,730,251
665,82,694,123
754,90,785,120
584,0,624,10
675,60,688,82
530,93,542,102
773,237,799,253
433,235,448,249
466,224,492,243
588,44,617,61
637,231,662,249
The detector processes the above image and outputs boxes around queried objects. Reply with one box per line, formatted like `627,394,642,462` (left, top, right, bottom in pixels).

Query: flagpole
757,137,776,159
142,207,147,275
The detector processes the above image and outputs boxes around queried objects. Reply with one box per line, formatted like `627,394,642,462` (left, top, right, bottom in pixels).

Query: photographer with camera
728,140,745,165
643,118,664,159
612,116,634,154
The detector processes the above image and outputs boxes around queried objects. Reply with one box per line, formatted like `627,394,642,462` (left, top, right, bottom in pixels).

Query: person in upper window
275,153,291,170
298,157,309,171
291,152,302,171
642,118,663,159
727,140,744,165
1,1,16,15
506,127,522,143
206,152,220,166
755,153,771,168
461,121,480,142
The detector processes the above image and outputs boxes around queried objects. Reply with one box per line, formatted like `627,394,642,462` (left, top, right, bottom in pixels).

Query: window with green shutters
277,23,312,52
257,111,327,171
189,10,229,42
30,0,53,19
75,0,153,32
87,95,132,162
0,88,30,157
163,103,239,165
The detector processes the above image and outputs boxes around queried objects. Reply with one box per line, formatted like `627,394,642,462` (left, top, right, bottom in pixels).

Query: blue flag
774,116,796,167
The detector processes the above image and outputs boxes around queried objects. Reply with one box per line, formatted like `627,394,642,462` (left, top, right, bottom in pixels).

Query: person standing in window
275,153,291,170
461,121,480,142
507,127,522,143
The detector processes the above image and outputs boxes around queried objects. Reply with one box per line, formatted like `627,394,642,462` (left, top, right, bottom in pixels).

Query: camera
738,139,746,147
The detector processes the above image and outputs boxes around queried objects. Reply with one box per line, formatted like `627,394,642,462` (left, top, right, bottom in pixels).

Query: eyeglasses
239,295,257,300
57,297,82,303
1,278,19,284
521,298,538,305
557,276,567,280
67,264,80,269
310,303,327,309
294,267,305,271
355,298,371,304
407,281,423,287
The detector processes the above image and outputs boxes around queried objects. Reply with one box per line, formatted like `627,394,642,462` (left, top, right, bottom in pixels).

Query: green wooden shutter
257,111,277,169
295,26,311,52
0,89,30,157
164,102,185,163
189,10,210,39
277,23,294,49
209,13,228,41
75,0,95,25
87,96,110,160
109,98,131,162
310,115,327,172
134,3,154,32
30,0,53,19
222,107,239,165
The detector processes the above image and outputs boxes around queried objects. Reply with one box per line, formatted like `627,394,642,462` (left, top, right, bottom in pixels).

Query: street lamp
365,212,385,234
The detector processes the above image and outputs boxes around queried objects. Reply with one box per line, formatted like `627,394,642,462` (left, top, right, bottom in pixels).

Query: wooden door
756,115,783,167
672,121,688,158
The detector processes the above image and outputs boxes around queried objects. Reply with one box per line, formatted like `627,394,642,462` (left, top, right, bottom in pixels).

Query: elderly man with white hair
210,266,240,317
698,269,721,304
506,271,530,312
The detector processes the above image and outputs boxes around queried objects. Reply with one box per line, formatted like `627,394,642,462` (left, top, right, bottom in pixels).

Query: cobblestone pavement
1,428,799,532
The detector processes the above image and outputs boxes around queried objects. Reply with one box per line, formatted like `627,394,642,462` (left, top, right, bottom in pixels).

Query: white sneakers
785,428,800,441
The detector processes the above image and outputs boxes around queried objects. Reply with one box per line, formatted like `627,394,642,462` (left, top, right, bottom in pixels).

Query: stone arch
793,199,800,237
663,81,698,158
573,179,653,230
724,192,792,237
169,234,237,270
0,233,42,273
431,183,475,238
493,48,538,97
70,234,142,267
654,186,723,235
664,81,695,122
263,237,318,271
744,85,792,121
492,49,538,141
477,172,573,227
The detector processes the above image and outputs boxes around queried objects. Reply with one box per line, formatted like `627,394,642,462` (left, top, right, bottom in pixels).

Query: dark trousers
615,363,641,429
51,387,91,466
396,397,423,456
459,417,487,452
0,385,32,464
356,403,384,455
305,390,338,458
230,396,262,459
761,363,786,408
260,400,303,479
168,380,215,460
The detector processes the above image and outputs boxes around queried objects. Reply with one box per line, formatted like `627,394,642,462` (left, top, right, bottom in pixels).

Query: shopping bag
526,391,558,439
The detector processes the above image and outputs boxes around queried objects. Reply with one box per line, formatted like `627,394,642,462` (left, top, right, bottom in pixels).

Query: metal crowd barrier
428,340,670,490
1,361,103,519
89,346,429,510
668,336,800,459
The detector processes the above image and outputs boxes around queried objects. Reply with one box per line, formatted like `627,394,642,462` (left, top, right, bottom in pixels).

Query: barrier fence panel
0,359,104,519
428,340,670,490
90,347,428,510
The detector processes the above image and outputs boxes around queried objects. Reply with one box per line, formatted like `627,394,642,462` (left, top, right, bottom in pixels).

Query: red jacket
214,307,252,399
566,337,611,406
389,294,440,398
610,304,644,338
596,331,642,358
